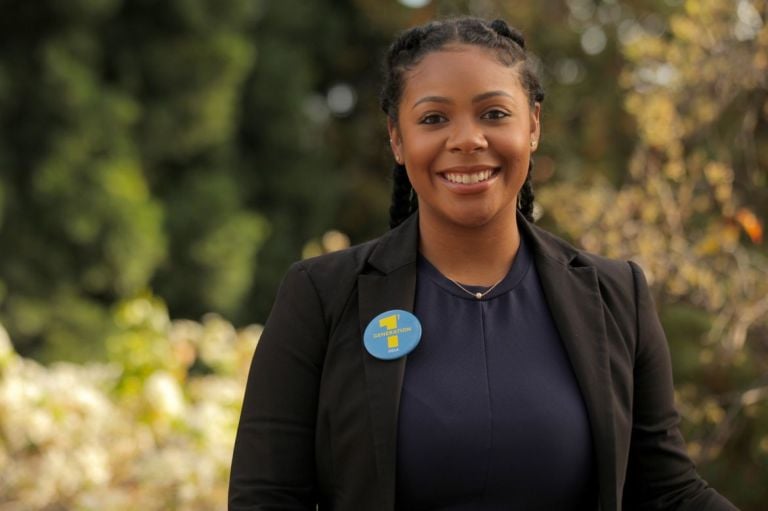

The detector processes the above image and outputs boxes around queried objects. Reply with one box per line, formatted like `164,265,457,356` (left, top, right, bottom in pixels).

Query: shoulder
289,212,419,292
278,231,391,319
262,237,382,341
525,221,643,308
527,221,633,276
274,213,418,328
291,237,380,290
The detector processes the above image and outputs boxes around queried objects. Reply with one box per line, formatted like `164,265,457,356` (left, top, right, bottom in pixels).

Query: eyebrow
411,90,514,109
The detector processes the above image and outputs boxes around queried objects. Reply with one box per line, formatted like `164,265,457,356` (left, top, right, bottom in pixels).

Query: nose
446,118,488,153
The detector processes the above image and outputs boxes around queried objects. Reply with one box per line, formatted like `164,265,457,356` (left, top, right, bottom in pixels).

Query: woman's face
388,44,540,231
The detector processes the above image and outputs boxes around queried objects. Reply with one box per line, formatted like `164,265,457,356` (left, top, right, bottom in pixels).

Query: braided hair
380,17,545,228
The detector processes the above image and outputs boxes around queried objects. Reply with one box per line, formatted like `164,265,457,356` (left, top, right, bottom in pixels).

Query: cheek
497,127,530,147
404,167,428,192
400,125,443,156
490,136,529,164
402,154,436,186
403,139,440,165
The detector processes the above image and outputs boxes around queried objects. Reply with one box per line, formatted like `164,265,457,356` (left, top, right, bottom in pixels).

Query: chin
445,209,502,229
449,202,518,229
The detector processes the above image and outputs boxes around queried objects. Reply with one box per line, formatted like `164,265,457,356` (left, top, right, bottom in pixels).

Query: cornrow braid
389,163,417,228
489,19,525,49
487,18,545,105
381,17,545,228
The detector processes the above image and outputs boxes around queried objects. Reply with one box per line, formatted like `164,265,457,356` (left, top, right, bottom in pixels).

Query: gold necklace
447,275,505,300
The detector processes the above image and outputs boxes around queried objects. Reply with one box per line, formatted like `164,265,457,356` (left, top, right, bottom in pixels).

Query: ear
387,117,403,164
529,102,541,152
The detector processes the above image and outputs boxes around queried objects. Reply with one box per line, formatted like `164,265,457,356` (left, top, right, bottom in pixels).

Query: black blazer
229,213,737,511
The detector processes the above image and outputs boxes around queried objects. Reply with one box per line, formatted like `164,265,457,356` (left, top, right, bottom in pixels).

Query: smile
442,168,497,185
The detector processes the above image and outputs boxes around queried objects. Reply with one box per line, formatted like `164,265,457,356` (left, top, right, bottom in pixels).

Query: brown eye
419,113,447,125
481,109,509,120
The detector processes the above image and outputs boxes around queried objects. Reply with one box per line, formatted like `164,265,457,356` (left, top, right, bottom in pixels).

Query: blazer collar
364,210,585,272
365,212,420,274
358,212,617,511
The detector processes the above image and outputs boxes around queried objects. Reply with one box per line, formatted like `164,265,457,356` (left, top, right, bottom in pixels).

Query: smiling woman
229,17,739,511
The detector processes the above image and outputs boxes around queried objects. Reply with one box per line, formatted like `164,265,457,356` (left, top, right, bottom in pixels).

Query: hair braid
489,19,525,49
487,18,545,105
389,163,417,228
517,159,535,222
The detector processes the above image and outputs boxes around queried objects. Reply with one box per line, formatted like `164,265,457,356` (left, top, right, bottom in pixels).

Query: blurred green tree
0,0,271,359
107,0,269,322
0,0,166,360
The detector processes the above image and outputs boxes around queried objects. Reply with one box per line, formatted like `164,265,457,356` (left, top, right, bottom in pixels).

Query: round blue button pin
363,309,422,360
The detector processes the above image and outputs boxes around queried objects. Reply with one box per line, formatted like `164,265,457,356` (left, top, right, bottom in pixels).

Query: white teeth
444,169,493,184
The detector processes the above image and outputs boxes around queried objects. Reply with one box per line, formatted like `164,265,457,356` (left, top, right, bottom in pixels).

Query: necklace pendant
475,292,483,299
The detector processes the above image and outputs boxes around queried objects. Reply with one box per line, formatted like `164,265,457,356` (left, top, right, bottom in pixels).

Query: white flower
75,444,111,486
0,323,14,368
144,371,185,418
0,315,259,510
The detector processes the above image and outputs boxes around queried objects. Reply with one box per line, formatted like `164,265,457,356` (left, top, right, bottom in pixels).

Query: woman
229,17,738,511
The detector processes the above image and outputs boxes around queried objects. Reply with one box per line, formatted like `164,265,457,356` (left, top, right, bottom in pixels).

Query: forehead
401,44,525,102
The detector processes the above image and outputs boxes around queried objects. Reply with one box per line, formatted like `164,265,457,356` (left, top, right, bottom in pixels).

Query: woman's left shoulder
526,221,640,284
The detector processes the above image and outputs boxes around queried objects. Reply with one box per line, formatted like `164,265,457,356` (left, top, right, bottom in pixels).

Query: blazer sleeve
229,262,327,510
622,261,738,511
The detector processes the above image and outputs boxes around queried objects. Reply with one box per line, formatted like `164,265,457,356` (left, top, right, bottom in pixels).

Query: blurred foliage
537,0,768,508
0,299,259,510
0,0,766,508
0,0,270,359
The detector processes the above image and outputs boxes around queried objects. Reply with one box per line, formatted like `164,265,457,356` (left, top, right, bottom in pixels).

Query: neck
418,209,521,287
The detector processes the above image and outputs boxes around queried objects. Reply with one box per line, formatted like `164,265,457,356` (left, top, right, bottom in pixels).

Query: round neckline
417,234,532,301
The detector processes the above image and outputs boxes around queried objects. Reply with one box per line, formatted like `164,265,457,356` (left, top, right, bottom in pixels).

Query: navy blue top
396,235,597,511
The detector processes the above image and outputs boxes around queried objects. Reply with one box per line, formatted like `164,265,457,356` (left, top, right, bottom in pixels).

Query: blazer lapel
358,214,419,505
522,220,618,511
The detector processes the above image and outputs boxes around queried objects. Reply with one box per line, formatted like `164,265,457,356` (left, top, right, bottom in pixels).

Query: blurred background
0,0,766,509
